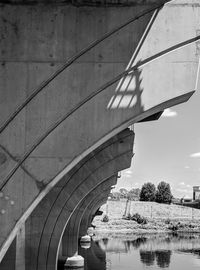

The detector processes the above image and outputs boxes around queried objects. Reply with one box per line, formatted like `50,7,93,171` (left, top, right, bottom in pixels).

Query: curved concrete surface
24,129,133,270
0,0,199,261
61,178,116,259
79,196,108,238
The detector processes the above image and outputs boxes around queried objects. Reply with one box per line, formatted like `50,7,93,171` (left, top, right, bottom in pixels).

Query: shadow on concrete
107,63,144,112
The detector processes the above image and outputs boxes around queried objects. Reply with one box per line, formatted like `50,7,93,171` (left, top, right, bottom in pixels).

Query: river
76,233,200,270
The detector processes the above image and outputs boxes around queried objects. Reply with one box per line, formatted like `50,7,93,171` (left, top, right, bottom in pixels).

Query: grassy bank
92,200,200,238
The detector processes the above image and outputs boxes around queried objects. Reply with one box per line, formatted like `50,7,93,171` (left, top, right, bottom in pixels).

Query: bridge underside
0,0,199,269
0,0,171,5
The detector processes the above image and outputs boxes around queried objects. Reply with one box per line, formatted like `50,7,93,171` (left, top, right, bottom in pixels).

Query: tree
155,181,172,204
140,182,156,201
128,188,141,200
110,192,121,200
119,188,128,198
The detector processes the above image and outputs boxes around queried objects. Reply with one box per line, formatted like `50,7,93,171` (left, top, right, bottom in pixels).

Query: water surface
79,233,200,270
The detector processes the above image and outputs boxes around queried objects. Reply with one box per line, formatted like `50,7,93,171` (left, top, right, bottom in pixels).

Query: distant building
193,186,200,201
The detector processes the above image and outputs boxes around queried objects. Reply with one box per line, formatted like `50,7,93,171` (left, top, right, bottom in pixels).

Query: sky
115,80,200,199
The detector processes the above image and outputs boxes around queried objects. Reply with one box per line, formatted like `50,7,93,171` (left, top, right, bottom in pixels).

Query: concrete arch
24,129,133,270
0,0,199,261
62,189,111,259
79,195,109,238
45,177,118,270
61,177,116,260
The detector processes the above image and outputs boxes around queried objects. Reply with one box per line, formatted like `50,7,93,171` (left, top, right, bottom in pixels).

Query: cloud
175,188,189,193
124,170,132,175
179,182,185,186
161,108,177,118
190,152,200,158
184,166,190,169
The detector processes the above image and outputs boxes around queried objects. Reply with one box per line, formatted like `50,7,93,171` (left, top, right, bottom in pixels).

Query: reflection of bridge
0,0,199,269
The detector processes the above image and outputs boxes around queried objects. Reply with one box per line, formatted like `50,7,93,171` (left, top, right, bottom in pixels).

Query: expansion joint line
0,0,172,134
0,34,199,192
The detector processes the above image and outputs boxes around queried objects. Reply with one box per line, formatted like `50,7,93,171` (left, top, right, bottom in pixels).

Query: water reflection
79,233,200,270
79,241,106,270
140,249,171,268
140,250,156,266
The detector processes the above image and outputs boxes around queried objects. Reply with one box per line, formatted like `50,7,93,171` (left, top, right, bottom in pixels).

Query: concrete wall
0,0,199,262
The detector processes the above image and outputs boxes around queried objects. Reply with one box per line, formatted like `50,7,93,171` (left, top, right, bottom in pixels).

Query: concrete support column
16,224,25,270
0,224,25,270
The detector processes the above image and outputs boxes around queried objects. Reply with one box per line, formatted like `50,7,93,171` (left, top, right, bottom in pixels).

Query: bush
140,182,156,201
168,222,184,231
155,181,172,204
127,213,148,224
168,223,179,231
165,218,171,225
102,214,109,222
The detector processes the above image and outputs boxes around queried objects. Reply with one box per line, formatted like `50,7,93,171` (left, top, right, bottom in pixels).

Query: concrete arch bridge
0,0,199,269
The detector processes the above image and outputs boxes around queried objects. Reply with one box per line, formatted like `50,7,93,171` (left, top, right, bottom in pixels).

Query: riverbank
92,201,200,238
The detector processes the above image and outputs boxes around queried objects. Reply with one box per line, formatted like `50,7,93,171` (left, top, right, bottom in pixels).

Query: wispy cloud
179,182,185,186
184,166,190,169
125,170,132,175
175,188,190,194
190,152,200,158
161,108,177,118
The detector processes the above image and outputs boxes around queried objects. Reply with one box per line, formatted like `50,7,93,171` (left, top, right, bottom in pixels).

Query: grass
92,200,200,237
